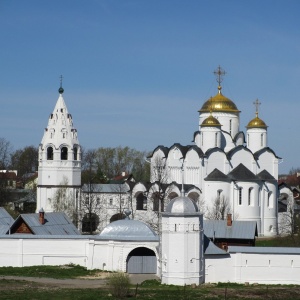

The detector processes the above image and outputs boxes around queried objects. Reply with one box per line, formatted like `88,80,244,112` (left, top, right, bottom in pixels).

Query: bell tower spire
36,81,81,215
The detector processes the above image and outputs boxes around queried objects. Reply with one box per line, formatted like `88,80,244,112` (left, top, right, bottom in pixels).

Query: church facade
148,67,280,236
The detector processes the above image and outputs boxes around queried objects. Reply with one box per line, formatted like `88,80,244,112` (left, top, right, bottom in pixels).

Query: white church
147,66,279,237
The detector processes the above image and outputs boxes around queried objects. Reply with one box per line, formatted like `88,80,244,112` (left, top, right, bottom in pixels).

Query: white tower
36,82,81,213
200,114,222,153
161,196,204,286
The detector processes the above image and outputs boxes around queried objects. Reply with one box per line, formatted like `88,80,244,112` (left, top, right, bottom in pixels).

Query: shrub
108,272,131,299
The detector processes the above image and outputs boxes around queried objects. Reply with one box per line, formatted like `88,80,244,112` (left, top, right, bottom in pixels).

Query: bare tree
206,195,232,220
0,138,12,169
109,182,129,222
146,156,171,232
80,184,103,234
52,176,76,222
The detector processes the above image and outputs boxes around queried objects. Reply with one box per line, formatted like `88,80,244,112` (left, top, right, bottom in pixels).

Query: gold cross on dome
213,65,226,86
253,99,261,116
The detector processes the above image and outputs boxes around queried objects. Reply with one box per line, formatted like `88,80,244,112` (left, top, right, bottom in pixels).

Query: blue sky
0,0,299,174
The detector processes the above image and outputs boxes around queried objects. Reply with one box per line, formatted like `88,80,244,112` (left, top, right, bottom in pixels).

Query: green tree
10,146,38,179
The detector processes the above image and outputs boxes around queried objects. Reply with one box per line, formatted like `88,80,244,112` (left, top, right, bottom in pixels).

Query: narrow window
248,188,252,206
229,119,232,135
63,133,65,138
201,132,203,146
238,188,242,205
47,147,53,160
261,134,263,147
74,147,78,161
268,192,272,207
109,198,113,205
61,147,68,160
215,132,218,146
248,134,250,146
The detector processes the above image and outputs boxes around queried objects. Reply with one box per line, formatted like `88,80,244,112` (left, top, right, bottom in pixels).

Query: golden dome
199,86,240,113
246,113,268,129
201,115,222,127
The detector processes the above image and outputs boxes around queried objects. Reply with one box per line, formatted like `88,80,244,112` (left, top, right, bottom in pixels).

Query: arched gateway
127,247,157,274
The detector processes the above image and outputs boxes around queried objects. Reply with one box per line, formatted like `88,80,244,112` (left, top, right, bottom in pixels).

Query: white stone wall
205,251,300,285
1,237,300,285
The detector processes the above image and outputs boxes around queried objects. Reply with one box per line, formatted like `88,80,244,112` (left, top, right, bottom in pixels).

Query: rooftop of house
9,211,80,235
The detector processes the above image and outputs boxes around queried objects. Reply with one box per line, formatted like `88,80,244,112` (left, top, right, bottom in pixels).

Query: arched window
74,147,78,161
215,132,218,146
136,193,147,210
61,147,68,160
248,188,253,206
261,134,263,147
268,192,273,208
47,147,53,160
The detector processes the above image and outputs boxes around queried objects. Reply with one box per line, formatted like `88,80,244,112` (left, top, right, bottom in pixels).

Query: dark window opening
82,213,99,233
47,147,53,160
74,147,78,160
61,147,68,160
136,193,147,210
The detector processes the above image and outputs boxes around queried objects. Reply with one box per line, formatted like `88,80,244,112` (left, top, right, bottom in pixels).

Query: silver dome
99,219,158,241
166,196,199,214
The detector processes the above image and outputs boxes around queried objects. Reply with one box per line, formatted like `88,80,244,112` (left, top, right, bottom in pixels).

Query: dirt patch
0,276,108,289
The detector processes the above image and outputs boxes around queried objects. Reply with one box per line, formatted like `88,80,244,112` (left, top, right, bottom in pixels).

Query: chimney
39,208,45,225
227,214,232,226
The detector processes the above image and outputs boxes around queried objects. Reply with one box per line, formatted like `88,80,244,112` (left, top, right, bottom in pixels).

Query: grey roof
204,235,228,255
204,220,257,240
165,196,198,214
82,183,129,193
228,246,300,254
257,170,276,181
14,190,36,204
228,164,258,181
99,219,159,241
204,168,230,181
0,208,14,235
12,212,80,235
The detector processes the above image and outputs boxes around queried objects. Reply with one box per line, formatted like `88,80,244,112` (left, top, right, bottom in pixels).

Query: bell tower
36,80,81,213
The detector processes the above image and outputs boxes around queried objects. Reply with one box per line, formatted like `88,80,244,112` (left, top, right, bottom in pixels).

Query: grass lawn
256,235,300,247
0,264,103,279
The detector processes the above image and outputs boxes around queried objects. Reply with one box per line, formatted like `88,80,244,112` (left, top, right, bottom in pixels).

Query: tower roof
201,114,222,127
246,99,268,129
199,86,240,113
165,196,199,214
246,115,267,129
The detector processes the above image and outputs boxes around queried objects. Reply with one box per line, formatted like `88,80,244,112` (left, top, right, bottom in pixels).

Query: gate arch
126,247,157,274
